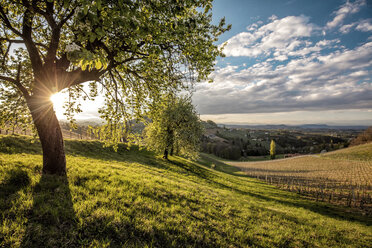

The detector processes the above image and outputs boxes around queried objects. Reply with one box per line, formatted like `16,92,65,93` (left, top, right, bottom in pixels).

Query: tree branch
26,0,57,29
0,75,16,84
0,38,48,49
0,5,23,37
21,9,43,75
60,69,106,91
56,53,70,71
59,8,75,27
43,1,61,65
0,64,30,99
45,26,61,65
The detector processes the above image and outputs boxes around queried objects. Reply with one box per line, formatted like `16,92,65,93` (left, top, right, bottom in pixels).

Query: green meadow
1,135,371,247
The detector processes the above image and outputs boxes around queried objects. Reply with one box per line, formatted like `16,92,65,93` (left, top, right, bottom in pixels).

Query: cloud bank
193,1,372,116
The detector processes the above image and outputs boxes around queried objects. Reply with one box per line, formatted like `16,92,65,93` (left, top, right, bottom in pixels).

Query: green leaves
144,95,203,159
1,0,229,149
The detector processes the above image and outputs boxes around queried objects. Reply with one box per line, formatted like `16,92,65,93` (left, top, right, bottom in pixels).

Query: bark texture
27,96,66,175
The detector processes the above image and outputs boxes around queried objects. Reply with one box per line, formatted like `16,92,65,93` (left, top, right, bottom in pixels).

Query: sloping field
227,143,372,213
1,135,371,247
322,143,372,161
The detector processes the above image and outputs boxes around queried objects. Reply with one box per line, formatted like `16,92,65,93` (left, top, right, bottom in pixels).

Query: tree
350,126,372,146
0,0,230,175
144,95,203,160
270,139,276,159
206,120,217,128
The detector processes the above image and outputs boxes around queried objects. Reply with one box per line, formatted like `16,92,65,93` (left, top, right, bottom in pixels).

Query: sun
50,92,67,118
50,92,65,106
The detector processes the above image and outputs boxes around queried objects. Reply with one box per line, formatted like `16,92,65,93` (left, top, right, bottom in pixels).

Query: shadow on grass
0,135,42,155
20,174,78,248
0,168,30,212
0,135,154,164
18,172,219,247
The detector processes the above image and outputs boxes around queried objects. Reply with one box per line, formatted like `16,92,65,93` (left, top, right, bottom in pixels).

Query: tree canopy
0,0,230,174
144,95,203,159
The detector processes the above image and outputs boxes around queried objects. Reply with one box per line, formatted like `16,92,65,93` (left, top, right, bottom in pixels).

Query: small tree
206,120,217,128
270,139,276,159
144,95,203,160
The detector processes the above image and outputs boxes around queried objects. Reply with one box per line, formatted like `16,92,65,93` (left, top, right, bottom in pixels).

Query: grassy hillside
321,142,372,161
1,135,371,247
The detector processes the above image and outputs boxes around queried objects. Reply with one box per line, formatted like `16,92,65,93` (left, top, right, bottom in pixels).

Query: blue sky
192,0,372,125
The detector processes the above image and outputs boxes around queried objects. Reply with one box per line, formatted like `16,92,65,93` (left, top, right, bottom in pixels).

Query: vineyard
0,126,94,140
227,143,372,215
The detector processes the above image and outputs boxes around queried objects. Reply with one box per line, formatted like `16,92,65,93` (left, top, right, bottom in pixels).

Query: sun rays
50,92,67,119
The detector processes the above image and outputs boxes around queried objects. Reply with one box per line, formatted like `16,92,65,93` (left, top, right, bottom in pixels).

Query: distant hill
222,123,369,130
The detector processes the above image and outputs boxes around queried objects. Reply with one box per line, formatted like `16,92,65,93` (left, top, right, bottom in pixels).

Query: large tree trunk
27,95,66,175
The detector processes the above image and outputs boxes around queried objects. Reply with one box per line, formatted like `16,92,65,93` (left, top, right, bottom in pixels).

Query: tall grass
1,135,371,247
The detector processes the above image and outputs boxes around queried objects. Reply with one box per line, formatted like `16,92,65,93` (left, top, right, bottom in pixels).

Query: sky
54,0,372,126
192,0,372,125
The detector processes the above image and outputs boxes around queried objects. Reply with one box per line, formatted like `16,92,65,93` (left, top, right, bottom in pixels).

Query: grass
225,143,372,214
321,142,372,161
240,154,285,162
198,153,242,174
1,135,371,247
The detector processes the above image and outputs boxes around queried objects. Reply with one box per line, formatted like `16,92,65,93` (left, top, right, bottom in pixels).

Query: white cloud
194,41,372,114
326,0,366,29
356,19,372,32
223,16,343,61
339,19,372,33
246,23,258,31
223,15,315,58
268,15,278,21
339,23,356,33
196,1,372,119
